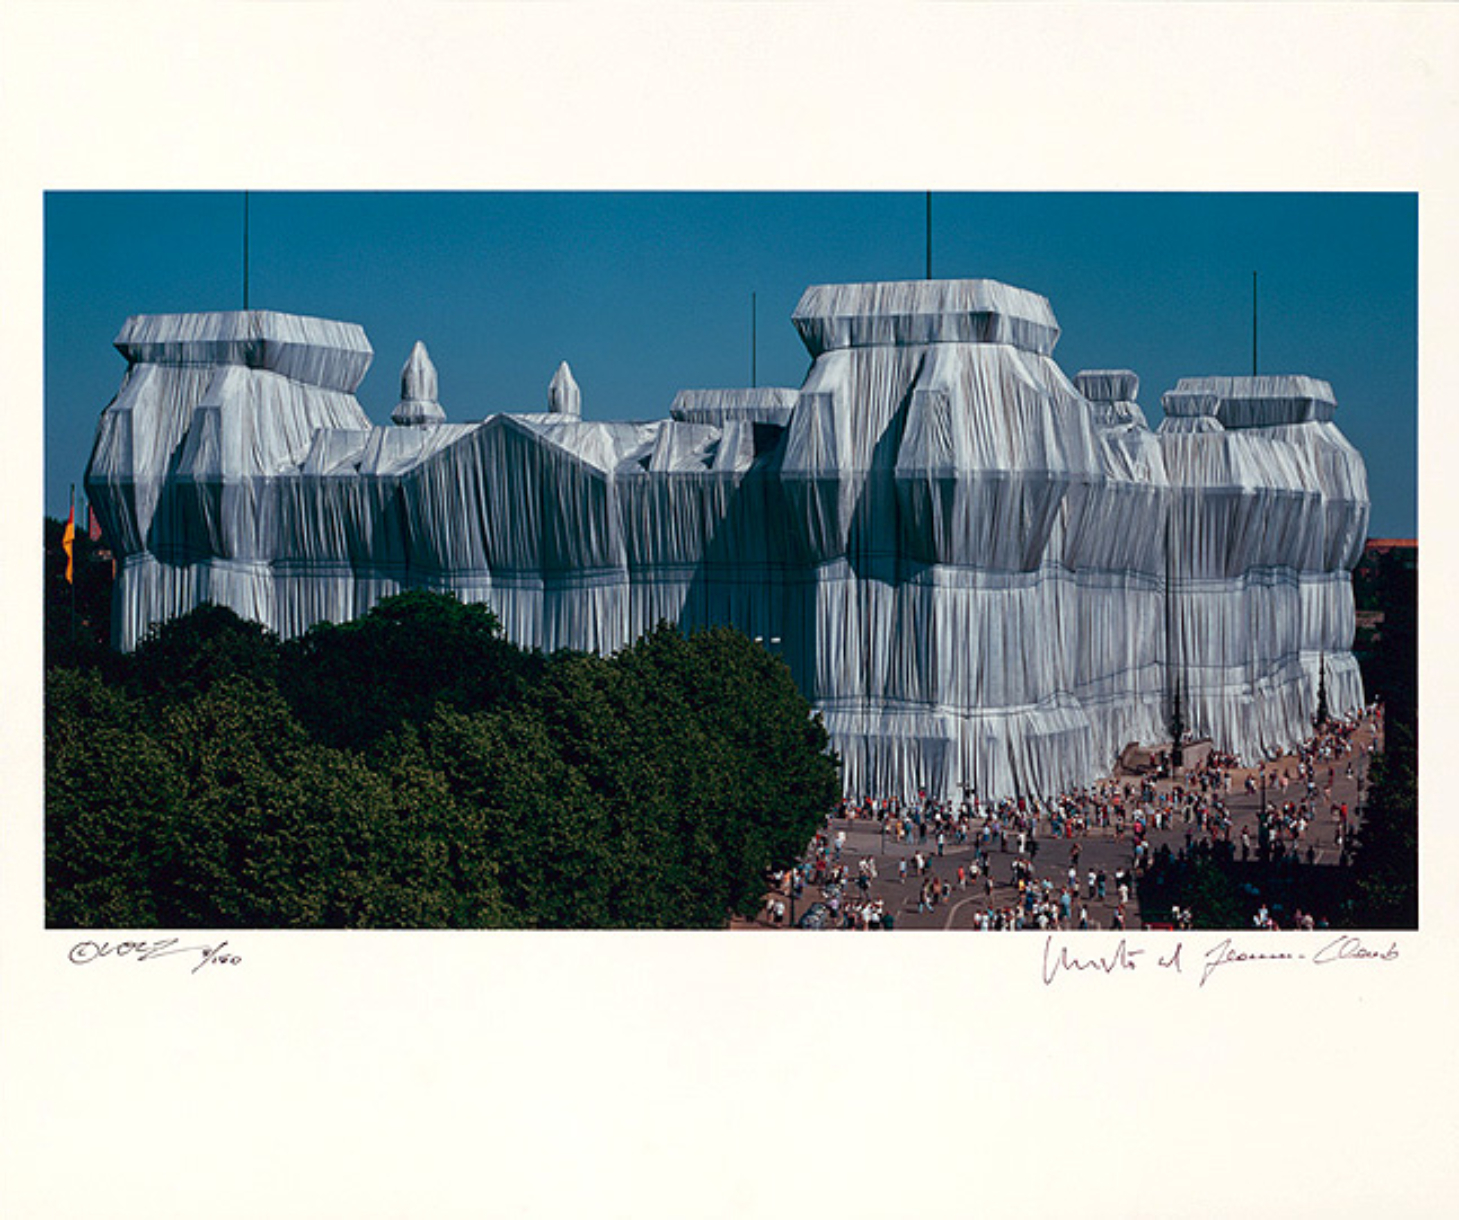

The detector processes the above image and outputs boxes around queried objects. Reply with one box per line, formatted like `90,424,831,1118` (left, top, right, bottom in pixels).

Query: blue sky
46,191,1417,537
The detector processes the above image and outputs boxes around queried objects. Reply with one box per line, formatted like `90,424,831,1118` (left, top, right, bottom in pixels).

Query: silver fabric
1168,375,1339,428
392,341,446,427
114,310,372,394
547,361,581,417
670,387,798,428
84,280,1369,798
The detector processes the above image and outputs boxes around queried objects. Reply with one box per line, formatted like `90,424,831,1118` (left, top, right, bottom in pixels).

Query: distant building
1359,537,1417,569
84,280,1369,797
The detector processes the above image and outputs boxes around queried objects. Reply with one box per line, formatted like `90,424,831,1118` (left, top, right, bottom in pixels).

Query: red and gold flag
62,500,75,584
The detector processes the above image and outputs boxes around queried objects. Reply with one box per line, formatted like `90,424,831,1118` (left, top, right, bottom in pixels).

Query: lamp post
1257,763,1270,864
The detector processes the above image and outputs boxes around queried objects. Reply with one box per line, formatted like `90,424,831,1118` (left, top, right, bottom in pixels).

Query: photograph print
44,190,1418,933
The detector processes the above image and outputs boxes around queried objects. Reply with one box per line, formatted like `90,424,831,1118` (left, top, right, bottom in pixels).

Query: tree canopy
45,580,839,929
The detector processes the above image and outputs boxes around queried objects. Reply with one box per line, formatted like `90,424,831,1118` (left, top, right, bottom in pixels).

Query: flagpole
751,291,757,388
1252,270,1258,376
925,191,932,280
244,191,250,311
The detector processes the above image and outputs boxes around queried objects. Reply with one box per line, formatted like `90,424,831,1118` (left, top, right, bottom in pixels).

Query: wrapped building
83,279,1369,798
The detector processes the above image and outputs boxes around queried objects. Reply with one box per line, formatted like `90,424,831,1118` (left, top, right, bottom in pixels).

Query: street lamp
759,633,796,923
758,633,791,922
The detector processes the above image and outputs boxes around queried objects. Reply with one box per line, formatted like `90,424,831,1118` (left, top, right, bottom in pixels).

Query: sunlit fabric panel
1067,369,1168,770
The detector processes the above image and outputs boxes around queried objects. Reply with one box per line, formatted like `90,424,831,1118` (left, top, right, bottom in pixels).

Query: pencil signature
67,938,243,974
1041,933,1400,988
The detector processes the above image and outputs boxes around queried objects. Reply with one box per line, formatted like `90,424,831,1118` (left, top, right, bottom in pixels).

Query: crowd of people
1243,708,1377,862
759,703,1382,932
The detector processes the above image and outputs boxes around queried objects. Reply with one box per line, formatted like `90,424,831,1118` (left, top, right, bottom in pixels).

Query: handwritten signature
1042,933,1397,988
67,938,242,974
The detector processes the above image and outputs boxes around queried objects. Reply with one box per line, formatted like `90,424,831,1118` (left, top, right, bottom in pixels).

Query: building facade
84,279,1369,797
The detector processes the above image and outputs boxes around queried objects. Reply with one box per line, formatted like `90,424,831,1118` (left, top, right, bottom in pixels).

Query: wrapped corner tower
84,281,1370,797
1156,376,1368,762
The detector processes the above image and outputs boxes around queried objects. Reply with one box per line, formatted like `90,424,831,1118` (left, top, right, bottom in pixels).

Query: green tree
46,668,183,927
282,591,540,752
1185,857,1249,930
1347,719,1418,929
371,726,517,927
109,675,515,928
514,649,685,924
122,603,284,704
411,624,839,927
144,676,319,925
421,701,619,927
611,624,838,919
46,579,838,928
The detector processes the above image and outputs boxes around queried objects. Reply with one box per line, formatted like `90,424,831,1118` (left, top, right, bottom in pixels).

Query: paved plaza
751,714,1383,931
